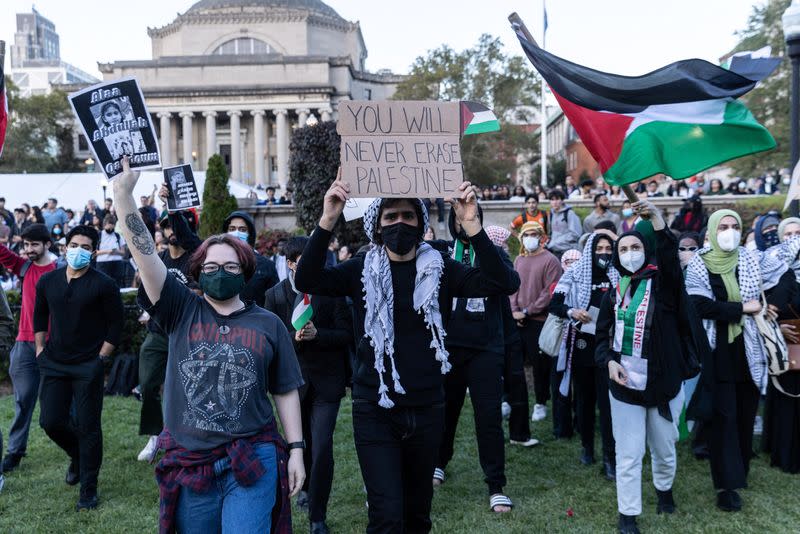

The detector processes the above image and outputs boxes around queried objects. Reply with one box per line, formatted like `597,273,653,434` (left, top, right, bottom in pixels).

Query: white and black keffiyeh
552,233,620,393
685,246,787,393
774,237,800,283
361,198,449,408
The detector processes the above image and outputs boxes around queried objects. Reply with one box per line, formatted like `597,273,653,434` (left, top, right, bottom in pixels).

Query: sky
1,0,769,79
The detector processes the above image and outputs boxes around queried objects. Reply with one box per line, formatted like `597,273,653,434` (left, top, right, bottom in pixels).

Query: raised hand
632,199,664,230
451,181,480,237
113,156,141,195
320,167,349,231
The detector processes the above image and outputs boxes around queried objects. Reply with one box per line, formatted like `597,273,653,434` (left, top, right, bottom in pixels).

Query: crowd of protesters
0,162,798,534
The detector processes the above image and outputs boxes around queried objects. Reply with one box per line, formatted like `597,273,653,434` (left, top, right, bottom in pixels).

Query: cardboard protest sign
69,77,160,179
163,164,200,212
337,101,464,198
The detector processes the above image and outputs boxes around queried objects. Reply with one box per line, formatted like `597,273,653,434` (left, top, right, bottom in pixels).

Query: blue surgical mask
65,247,92,270
229,230,248,243
622,208,634,218
53,228,62,235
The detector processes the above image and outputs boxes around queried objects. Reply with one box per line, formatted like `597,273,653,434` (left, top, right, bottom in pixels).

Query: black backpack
104,353,139,396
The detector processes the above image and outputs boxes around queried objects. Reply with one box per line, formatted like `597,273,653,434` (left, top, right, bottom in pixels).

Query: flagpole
540,2,547,188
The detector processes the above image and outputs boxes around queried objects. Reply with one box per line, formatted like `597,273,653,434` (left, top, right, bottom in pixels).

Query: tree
290,121,366,248
199,154,239,238
728,0,792,177
0,81,79,173
392,34,539,186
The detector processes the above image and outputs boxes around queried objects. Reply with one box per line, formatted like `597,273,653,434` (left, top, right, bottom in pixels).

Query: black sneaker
296,490,309,512
602,456,616,482
656,488,676,514
716,490,742,512
618,513,640,534
310,521,330,534
65,459,80,486
580,448,595,466
1,453,22,473
76,490,98,511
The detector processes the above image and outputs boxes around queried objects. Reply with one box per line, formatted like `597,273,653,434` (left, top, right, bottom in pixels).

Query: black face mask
381,222,419,255
595,253,612,270
762,229,780,249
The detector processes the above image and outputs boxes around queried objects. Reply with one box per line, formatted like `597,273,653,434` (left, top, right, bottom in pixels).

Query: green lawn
0,394,799,533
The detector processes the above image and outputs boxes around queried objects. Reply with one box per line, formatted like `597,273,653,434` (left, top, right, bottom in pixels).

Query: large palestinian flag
512,27,777,185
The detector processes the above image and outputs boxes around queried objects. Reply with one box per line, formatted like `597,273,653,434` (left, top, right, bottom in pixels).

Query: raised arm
113,157,167,305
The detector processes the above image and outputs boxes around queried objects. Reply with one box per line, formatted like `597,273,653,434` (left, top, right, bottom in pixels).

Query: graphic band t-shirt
139,274,304,451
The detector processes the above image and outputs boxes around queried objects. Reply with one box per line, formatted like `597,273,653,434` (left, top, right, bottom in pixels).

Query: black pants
300,383,341,522
38,356,104,495
572,365,615,460
438,348,506,494
96,261,125,288
551,366,573,438
519,319,550,405
138,332,168,436
504,339,531,442
353,400,444,534
709,380,760,490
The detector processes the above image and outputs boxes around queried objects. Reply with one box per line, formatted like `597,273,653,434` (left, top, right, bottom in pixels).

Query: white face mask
522,236,540,252
716,229,741,252
620,250,645,273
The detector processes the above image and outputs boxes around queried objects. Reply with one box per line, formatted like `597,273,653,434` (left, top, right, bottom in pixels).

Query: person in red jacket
0,224,57,473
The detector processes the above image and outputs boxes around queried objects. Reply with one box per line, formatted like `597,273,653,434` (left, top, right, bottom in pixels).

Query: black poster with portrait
164,164,201,212
69,77,161,179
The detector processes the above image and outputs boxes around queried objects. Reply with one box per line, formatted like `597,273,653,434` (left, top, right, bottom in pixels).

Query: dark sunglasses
678,246,698,252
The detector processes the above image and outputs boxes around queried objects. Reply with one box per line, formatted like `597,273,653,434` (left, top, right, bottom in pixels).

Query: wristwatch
288,440,306,451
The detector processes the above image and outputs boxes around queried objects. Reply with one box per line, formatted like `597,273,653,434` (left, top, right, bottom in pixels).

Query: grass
1,394,799,533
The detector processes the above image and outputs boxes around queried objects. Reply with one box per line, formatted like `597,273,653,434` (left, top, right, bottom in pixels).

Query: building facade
98,0,404,190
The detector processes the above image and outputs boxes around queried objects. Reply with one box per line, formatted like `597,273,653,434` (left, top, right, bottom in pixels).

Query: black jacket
595,228,703,417
295,226,520,406
265,278,352,401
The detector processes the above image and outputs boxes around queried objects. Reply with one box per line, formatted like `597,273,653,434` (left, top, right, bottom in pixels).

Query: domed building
98,0,403,189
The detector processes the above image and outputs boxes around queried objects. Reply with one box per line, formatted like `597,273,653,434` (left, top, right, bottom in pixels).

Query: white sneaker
0,473,4,493
510,438,540,447
531,404,547,422
753,415,763,436
501,402,511,419
137,435,159,462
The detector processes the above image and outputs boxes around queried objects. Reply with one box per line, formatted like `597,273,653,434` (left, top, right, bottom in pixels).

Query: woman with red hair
113,157,305,534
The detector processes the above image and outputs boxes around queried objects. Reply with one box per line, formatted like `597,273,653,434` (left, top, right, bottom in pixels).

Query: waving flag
460,101,500,136
511,24,777,186
292,293,313,331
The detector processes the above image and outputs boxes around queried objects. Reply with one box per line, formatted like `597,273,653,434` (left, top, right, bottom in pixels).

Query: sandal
432,467,445,486
490,494,514,513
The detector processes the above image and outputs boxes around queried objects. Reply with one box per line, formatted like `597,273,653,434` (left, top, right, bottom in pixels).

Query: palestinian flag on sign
0,52,7,158
292,293,313,331
512,26,778,186
460,101,500,136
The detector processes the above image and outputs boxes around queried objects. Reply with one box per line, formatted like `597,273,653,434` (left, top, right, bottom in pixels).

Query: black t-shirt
139,275,304,451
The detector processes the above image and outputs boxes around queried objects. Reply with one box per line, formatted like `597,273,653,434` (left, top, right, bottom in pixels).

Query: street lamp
783,0,800,216
84,157,95,173
100,177,109,202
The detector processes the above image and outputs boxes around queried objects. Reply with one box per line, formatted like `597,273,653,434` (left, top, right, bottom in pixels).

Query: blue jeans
175,443,277,534
7,341,39,456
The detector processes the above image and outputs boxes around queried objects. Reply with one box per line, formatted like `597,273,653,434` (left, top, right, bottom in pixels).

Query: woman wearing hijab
761,236,800,473
669,195,706,233
753,212,782,252
549,231,618,479
686,209,793,512
779,217,800,242
596,201,702,534
295,176,520,528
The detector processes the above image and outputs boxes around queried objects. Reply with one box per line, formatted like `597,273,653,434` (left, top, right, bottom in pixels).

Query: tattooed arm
113,157,167,305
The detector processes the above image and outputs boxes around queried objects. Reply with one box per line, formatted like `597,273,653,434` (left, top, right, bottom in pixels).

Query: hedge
0,291,146,382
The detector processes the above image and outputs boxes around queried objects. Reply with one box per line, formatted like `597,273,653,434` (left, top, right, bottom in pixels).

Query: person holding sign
294,171,519,532
113,157,305,533
595,201,703,534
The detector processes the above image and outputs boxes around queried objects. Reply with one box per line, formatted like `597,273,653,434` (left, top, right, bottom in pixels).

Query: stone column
264,116,272,184
251,109,266,186
274,109,289,190
297,108,310,128
228,110,242,181
158,112,172,166
319,107,332,122
180,112,193,165
203,111,217,166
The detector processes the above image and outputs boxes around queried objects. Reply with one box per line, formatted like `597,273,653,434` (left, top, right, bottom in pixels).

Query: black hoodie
221,210,279,307
444,205,512,356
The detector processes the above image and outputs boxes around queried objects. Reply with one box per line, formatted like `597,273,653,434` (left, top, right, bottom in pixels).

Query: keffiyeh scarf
685,246,787,393
362,198,449,408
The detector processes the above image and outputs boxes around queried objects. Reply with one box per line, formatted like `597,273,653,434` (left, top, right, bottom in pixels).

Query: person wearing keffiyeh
549,232,618,481
596,201,704,534
294,175,519,531
686,209,793,513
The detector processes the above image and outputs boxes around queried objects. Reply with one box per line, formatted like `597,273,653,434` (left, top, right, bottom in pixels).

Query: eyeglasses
678,246,698,252
201,262,242,275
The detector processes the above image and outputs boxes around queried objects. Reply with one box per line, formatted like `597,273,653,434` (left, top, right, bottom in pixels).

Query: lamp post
100,177,109,203
84,157,95,173
784,0,800,216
